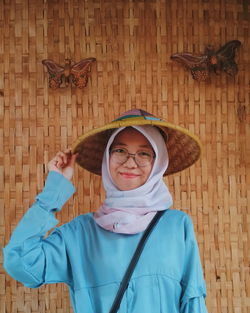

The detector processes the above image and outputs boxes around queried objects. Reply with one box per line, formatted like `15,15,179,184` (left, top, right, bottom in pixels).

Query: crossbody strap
109,210,165,313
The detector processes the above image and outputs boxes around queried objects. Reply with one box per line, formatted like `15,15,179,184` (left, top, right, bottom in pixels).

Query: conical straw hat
72,109,202,176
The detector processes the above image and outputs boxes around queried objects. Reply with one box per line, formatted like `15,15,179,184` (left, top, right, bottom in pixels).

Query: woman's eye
113,148,126,154
138,151,152,158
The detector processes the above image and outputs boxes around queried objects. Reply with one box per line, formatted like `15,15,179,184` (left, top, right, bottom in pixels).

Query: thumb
68,153,78,167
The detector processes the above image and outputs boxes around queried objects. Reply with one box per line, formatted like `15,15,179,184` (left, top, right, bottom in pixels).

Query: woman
3,109,208,313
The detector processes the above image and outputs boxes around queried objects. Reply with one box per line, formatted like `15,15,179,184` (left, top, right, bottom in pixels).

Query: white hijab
93,125,173,234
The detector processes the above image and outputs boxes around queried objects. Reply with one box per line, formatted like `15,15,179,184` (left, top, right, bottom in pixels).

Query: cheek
109,159,116,179
145,163,154,180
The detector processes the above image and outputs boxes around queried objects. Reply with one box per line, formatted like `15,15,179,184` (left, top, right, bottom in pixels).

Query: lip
119,172,140,179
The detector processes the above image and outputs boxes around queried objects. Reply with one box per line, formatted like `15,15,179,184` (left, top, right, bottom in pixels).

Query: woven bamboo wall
0,0,249,312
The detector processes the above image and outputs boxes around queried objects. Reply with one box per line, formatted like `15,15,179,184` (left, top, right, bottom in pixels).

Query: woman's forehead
112,127,153,147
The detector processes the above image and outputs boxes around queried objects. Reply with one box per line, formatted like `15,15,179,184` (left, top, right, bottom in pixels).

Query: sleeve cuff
36,171,76,212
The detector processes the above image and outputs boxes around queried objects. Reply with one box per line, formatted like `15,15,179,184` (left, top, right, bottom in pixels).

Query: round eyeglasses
110,147,155,167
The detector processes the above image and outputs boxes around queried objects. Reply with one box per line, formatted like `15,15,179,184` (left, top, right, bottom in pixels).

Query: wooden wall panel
0,0,249,312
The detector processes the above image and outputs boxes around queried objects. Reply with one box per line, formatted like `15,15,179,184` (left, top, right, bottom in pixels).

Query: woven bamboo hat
72,109,202,176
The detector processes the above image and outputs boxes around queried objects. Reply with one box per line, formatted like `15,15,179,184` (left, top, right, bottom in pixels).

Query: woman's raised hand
48,149,78,181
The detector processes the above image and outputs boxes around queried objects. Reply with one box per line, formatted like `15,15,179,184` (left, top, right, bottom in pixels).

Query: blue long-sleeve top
3,171,208,313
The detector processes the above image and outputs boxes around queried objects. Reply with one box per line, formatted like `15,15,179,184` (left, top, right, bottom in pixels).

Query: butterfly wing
42,59,65,89
171,53,209,81
214,40,241,75
70,58,96,88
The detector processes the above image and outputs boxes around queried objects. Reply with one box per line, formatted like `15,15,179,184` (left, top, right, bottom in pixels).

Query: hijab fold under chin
93,125,173,234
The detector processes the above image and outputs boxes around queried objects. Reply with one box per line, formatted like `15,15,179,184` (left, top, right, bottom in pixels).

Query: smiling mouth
120,172,140,179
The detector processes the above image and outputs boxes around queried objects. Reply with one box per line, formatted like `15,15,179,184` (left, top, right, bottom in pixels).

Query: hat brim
72,117,202,176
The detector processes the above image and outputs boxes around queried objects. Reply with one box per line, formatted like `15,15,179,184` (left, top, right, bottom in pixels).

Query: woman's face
109,128,154,191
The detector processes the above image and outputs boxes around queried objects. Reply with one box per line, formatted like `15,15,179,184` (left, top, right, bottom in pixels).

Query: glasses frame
110,147,155,167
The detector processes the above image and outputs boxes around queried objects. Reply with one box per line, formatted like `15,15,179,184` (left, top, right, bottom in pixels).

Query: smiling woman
3,109,207,313
95,123,173,234
109,127,155,190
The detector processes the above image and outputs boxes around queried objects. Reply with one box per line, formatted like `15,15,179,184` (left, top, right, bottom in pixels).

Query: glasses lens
135,151,154,166
111,148,128,164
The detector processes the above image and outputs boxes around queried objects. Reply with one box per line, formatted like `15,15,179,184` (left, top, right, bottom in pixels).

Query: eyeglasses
110,147,155,167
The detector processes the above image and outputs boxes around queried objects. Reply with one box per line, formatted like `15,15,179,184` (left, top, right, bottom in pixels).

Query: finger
64,149,72,164
48,158,62,172
56,151,68,165
63,148,71,154
68,153,78,167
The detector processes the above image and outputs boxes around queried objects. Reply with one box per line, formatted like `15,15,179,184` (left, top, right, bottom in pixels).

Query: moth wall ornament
42,57,96,89
170,40,241,82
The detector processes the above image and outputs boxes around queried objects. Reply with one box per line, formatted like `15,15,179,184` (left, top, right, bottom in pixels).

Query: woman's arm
3,151,77,288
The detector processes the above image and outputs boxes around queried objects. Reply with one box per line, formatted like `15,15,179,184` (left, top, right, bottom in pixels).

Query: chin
117,182,142,191
119,186,137,191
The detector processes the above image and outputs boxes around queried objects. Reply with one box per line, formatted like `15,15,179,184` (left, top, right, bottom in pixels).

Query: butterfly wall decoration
170,40,241,82
42,57,96,89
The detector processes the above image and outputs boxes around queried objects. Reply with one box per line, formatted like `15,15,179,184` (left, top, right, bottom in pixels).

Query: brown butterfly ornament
42,57,96,89
170,40,241,82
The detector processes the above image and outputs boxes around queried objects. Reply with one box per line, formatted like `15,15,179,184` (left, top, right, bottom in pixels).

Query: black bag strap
109,210,165,313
